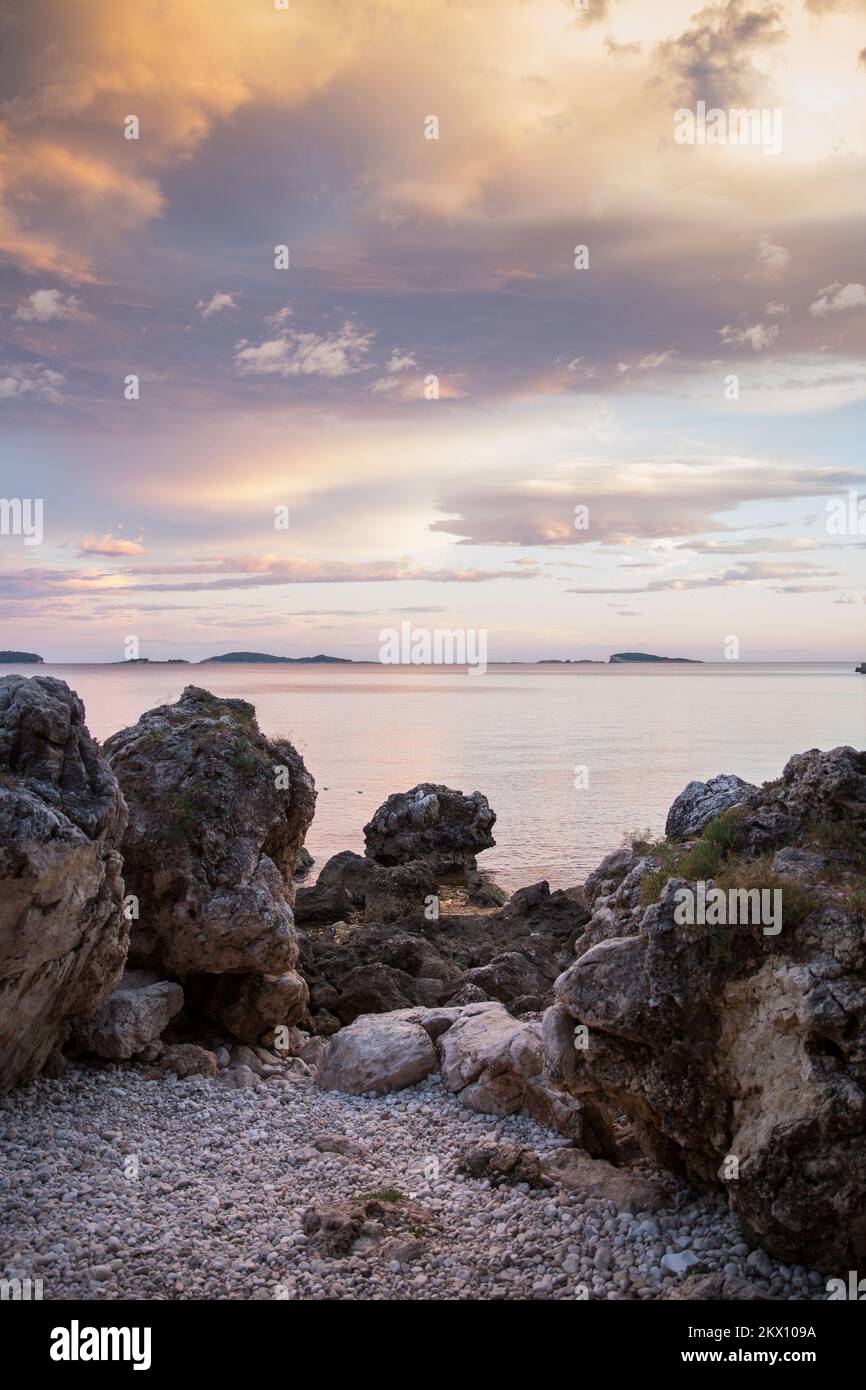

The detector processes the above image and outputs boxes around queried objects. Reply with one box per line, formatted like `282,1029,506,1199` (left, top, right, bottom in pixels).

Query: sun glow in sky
1,0,865,661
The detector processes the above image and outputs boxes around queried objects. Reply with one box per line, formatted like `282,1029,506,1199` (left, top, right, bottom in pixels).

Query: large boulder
363,783,495,872
731,745,866,858
0,676,128,1088
69,970,183,1060
316,1009,439,1094
104,686,316,1041
665,773,756,841
438,1001,615,1152
546,747,866,1267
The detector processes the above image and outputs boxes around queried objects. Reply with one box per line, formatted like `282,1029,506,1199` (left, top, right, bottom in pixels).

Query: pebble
0,1066,826,1302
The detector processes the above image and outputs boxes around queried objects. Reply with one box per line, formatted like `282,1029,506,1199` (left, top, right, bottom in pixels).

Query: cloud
673,537,818,554
764,301,788,315
0,0,356,279
79,534,146,557
235,322,373,379
0,363,65,403
14,288,81,322
805,0,866,12
652,0,787,106
567,560,837,595
604,36,641,57
196,291,237,320
264,306,293,330
616,350,678,373
385,349,417,373
0,554,542,602
809,282,866,317
429,461,865,547
719,321,779,350
756,236,790,270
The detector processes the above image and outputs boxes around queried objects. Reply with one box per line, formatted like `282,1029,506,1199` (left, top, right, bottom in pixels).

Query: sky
1,0,865,663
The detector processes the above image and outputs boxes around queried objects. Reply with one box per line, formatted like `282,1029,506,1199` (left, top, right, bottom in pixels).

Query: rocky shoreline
1,674,865,1300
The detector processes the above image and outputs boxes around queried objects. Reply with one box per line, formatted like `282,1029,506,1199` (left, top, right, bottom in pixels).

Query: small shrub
357,1187,404,1204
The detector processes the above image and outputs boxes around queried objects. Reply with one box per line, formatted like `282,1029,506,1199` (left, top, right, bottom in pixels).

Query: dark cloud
653,0,787,106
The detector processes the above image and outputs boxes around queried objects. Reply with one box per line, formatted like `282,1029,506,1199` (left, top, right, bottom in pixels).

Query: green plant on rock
231,736,259,774
165,789,201,842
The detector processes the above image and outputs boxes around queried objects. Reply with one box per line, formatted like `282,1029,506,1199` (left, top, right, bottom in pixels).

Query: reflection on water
4,662,863,889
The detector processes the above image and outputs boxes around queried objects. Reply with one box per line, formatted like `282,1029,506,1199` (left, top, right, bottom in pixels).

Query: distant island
109,658,190,665
200,652,354,665
609,652,702,664
0,651,43,664
536,659,604,665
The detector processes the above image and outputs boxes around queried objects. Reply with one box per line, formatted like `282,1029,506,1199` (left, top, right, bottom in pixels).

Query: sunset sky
1,0,865,662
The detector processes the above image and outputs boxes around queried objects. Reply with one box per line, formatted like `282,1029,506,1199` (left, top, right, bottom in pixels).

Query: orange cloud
80,534,146,556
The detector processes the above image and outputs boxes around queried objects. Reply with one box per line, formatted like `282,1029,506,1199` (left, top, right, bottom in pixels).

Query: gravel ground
0,1065,827,1301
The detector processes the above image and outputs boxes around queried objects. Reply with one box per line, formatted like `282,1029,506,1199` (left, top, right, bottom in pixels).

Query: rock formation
0,676,128,1088
69,970,183,1060
298,881,590,1029
665,772,756,841
295,851,438,926
315,999,614,1155
544,746,866,1266
104,686,316,1041
363,783,495,872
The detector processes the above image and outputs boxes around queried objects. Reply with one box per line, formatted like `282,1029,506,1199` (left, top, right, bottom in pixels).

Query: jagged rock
364,783,495,872
299,883,589,1030
219,1064,256,1089
546,747,866,1266
316,850,377,905
459,1139,551,1188
294,880,351,926
437,1000,615,1152
104,686,315,1042
151,1043,217,1079
69,970,183,1060
772,846,827,880
105,686,315,974
455,949,554,1007
298,856,438,928
666,1272,773,1301
447,982,489,1006
465,869,509,907
316,1010,439,1094
293,845,314,878
313,1134,371,1159
332,963,420,1023
0,676,128,1089
732,745,866,857
301,1194,432,1257
542,1150,673,1213
665,773,756,841
363,860,438,923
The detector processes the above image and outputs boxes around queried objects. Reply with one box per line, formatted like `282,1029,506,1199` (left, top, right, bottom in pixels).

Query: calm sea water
6,662,864,890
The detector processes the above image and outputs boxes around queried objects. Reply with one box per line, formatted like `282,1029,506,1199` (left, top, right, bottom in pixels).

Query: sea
5,661,864,891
